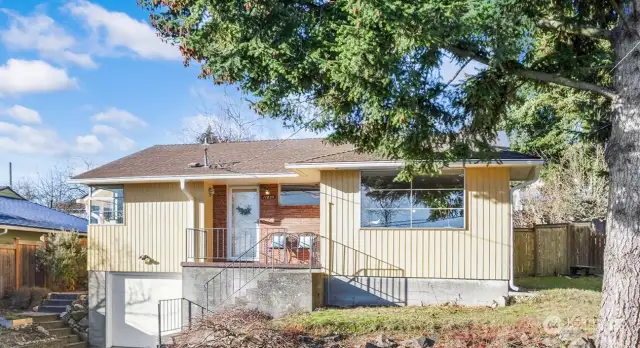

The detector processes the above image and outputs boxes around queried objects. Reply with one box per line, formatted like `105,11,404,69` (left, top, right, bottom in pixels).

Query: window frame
278,183,321,207
88,185,125,226
359,169,466,230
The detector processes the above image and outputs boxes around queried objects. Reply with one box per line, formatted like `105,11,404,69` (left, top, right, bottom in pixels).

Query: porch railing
204,230,321,311
185,227,321,265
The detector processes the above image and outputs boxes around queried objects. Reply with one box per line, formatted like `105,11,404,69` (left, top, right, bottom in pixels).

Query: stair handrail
202,230,320,311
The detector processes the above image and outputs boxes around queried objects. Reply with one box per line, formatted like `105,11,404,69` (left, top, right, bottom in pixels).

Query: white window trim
359,169,466,230
278,183,321,207
88,185,125,226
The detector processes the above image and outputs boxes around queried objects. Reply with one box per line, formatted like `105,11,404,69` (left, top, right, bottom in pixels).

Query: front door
228,187,260,260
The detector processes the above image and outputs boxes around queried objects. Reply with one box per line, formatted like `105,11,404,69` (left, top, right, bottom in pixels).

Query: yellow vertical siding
320,167,511,280
88,182,201,273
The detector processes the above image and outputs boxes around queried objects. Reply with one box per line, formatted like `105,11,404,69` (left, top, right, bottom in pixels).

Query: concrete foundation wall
326,276,508,307
88,271,107,348
182,266,322,318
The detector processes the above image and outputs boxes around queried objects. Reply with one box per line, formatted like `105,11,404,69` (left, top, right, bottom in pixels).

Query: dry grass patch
275,289,600,338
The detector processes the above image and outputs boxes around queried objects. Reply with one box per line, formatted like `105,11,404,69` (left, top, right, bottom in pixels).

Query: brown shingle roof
73,139,356,179
73,138,541,180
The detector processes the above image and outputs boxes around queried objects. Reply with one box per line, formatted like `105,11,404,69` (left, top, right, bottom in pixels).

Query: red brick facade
211,184,320,260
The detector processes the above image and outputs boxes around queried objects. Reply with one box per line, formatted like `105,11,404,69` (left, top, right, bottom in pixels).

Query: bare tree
12,160,93,214
515,143,608,227
179,91,264,144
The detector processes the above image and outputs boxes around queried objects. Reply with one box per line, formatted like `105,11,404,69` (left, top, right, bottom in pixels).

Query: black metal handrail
157,298,210,347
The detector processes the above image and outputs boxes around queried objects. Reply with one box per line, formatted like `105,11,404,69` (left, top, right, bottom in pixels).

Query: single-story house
0,186,88,244
70,138,542,348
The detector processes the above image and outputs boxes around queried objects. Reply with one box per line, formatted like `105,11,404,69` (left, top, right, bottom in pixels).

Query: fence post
188,301,192,329
13,238,21,289
532,226,538,276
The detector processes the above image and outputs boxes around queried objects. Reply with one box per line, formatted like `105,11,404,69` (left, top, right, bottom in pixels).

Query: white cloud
92,107,148,130
92,124,136,152
0,121,67,155
0,121,104,156
0,10,97,68
66,1,181,61
2,105,42,124
74,134,104,154
0,59,77,95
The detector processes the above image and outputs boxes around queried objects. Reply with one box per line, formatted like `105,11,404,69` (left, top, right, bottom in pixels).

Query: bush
36,231,87,291
9,287,50,310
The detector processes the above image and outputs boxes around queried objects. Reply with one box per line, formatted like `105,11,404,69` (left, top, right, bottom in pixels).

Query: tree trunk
596,18,640,347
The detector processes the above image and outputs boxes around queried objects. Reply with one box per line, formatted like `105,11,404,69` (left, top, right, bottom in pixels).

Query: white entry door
228,187,260,260
109,273,182,348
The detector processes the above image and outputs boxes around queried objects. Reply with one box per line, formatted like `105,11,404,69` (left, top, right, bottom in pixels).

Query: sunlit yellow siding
320,167,511,280
87,182,200,273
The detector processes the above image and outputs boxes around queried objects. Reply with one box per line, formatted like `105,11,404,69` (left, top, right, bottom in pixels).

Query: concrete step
64,341,88,348
42,299,74,307
50,293,85,301
38,320,65,329
58,335,80,344
49,327,72,337
39,305,67,314
29,314,59,323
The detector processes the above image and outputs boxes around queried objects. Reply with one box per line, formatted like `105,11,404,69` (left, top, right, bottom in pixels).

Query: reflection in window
280,184,320,206
89,186,124,224
361,170,464,228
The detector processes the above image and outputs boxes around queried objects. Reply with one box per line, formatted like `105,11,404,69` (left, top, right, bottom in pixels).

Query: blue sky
0,0,322,183
0,0,482,184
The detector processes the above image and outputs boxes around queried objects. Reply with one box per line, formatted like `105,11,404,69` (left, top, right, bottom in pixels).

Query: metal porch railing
203,230,321,311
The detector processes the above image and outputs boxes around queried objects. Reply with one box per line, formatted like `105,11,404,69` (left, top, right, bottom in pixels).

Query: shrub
9,287,31,309
36,231,87,291
9,287,51,310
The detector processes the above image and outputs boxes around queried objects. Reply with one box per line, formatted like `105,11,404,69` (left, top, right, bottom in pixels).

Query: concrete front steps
39,293,86,314
29,314,87,348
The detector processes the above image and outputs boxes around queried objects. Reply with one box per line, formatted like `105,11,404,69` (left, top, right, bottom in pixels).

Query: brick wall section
258,184,320,234
211,185,227,260
211,184,320,261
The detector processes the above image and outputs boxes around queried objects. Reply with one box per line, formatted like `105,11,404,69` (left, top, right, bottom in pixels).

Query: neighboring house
0,187,88,244
0,186,24,200
70,139,542,348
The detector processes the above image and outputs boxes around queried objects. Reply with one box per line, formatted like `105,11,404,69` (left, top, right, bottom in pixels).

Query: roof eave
68,172,300,185
285,159,545,170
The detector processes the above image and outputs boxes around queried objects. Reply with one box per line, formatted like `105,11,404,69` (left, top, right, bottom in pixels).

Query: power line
609,39,640,73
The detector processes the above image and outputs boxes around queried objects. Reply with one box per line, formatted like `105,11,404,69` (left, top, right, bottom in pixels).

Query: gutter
509,166,540,292
285,159,545,170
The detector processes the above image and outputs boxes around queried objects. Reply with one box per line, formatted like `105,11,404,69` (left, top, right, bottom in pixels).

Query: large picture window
89,185,124,224
361,170,464,228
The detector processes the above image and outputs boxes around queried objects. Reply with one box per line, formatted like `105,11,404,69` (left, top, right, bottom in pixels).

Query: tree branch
537,19,613,40
447,47,618,99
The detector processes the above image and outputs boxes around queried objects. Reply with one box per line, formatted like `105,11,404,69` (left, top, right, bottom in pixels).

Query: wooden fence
514,222,605,277
0,239,47,298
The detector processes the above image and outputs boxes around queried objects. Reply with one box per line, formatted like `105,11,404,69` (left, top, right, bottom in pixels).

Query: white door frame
227,186,260,261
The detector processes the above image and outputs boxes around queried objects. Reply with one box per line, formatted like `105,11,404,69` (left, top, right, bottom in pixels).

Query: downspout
509,166,540,291
0,228,7,237
180,179,196,262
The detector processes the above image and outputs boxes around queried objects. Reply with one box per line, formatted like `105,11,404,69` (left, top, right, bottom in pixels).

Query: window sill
359,227,467,231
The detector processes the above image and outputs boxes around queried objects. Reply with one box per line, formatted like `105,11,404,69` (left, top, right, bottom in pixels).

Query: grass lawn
516,276,602,291
276,278,602,346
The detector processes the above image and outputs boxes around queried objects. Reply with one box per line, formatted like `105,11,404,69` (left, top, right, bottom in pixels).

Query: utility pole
8,162,12,188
